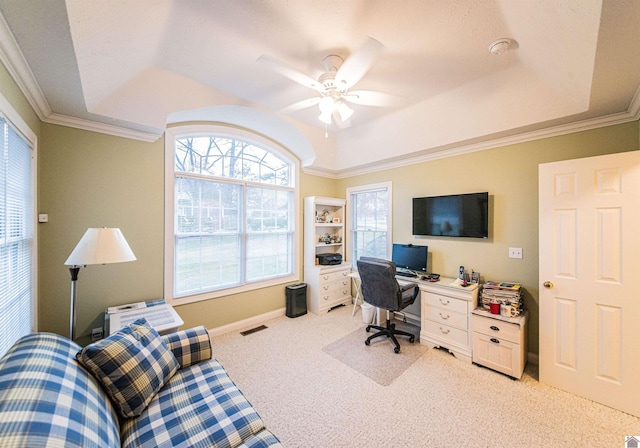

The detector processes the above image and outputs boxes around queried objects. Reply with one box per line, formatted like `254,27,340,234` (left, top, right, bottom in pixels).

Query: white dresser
419,278,478,362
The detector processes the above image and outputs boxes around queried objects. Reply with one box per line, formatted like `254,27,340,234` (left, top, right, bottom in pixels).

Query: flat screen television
391,243,428,273
412,192,489,238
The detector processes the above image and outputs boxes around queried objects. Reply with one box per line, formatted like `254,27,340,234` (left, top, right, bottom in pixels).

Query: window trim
164,124,300,305
346,181,393,266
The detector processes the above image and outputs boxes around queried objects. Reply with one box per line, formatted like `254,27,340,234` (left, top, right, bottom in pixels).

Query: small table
347,272,363,317
106,300,183,336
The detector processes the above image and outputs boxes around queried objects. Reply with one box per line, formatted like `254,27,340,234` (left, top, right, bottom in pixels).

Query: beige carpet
322,321,426,386
210,305,640,448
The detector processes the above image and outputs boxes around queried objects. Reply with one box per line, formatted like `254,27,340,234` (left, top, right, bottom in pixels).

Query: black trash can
285,283,307,318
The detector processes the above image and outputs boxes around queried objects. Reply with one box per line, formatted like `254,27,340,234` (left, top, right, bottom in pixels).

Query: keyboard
396,271,417,278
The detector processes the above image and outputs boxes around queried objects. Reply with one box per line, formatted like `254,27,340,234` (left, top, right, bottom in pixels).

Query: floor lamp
64,227,136,341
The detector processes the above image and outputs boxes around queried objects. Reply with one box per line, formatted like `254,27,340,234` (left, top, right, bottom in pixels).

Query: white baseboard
207,307,286,338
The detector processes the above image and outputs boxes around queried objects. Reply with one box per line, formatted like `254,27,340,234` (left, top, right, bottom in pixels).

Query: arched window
165,125,298,303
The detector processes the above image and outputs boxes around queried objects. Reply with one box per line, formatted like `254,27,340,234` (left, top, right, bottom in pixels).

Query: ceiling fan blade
281,96,322,113
335,37,384,90
343,90,403,107
257,55,324,92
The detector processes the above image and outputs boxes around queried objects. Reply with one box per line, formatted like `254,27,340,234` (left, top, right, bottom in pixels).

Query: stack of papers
480,281,523,314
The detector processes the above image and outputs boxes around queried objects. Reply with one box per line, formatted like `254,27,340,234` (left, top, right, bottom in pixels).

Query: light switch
508,247,522,259
38,214,48,223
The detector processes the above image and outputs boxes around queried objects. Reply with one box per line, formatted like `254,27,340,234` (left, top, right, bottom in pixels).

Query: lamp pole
69,266,81,341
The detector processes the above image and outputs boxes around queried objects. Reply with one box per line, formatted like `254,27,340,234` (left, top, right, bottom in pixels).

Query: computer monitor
391,244,428,273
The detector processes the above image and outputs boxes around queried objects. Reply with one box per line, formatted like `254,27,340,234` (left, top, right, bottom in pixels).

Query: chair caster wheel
365,326,371,333
394,347,400,354
365,339,370,346
409,336,415,343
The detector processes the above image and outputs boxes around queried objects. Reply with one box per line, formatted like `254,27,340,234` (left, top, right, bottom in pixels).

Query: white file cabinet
420,278,478,362
471,308,529,379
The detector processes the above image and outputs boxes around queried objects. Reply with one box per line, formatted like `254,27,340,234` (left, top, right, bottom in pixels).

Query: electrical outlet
91,327,104,341
509,247,523,259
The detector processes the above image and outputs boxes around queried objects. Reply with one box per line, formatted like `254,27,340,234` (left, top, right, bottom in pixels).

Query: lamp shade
65,227,136,266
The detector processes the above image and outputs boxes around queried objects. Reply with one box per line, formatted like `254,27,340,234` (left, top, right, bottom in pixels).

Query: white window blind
0,117,34,357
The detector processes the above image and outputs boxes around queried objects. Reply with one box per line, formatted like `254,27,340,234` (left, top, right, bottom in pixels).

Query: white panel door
539,150,640,417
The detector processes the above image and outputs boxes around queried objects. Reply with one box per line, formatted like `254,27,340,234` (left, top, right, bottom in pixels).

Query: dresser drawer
472,332,522,378
424,292,468,314
472,314,521,343
320,269,349,285
319,277,349,292
423,320,468,347
424,305,467,331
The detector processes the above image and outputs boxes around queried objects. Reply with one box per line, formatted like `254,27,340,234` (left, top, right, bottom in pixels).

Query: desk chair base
365,318,415,354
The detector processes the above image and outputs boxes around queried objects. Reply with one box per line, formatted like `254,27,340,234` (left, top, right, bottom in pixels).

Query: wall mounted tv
412,192,489,238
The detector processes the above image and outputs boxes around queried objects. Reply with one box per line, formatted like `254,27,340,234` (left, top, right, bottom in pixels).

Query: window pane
246,186,293,281
351,188,389,262
174,178,242,297
175,136,290,186
175,234,241,296
0,118,34,357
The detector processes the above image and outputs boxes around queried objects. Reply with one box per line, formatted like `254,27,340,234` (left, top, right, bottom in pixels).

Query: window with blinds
165,127,297,302
347,182,392,264
0,116,35,357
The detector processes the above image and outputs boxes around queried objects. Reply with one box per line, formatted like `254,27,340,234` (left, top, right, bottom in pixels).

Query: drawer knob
490,325,500,331
439,313,450,320
490,338,500,344
323,286,329,290
439,298,450,305
439,327,450,334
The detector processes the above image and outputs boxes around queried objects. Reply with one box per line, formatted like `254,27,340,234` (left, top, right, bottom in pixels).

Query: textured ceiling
0,0,639,174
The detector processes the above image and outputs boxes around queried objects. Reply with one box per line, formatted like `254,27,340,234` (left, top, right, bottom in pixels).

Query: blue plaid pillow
76,318,180,418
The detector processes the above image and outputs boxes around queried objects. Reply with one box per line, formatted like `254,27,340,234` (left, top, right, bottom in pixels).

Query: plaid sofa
0,327,282,448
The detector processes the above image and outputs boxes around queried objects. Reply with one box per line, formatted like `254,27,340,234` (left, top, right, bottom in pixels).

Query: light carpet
210,305,640,448
322,321,426,386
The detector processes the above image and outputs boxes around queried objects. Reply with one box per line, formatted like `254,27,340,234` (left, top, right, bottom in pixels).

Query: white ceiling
0,0,639,175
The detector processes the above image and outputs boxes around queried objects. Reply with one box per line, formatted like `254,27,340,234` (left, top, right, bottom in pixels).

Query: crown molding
0,12,50,120
307,108,640,179
43,112,162,142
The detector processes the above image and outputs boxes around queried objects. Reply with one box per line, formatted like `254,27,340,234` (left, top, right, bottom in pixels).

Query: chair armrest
162,326,212,368
399,282,419,293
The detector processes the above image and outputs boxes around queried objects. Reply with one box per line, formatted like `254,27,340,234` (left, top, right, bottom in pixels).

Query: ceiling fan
258,37,399,127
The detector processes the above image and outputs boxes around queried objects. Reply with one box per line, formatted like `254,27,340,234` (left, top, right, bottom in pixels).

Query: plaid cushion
77,318,180,419
0,333,121,448
121,358,281,448
162,325,212,368
238,429,283,447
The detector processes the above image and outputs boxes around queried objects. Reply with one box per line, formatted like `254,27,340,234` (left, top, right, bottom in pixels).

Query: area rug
322,321,427,386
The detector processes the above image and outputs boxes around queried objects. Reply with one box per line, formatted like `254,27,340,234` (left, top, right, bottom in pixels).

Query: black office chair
357,257,419,353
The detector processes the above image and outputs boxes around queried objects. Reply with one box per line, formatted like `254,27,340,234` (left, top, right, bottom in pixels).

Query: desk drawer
424,305,467,331
423,320,468,347
472,314,521,343
424,292,467,314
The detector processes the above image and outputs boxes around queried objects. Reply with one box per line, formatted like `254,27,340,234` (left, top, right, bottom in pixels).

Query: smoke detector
488,38,513,56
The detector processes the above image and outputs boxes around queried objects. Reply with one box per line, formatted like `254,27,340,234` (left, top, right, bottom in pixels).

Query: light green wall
2,57,639,353
38,123,338,338
335,122,640,354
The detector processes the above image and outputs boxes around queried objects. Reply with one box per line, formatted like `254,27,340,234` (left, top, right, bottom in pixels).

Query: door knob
543,281,554,289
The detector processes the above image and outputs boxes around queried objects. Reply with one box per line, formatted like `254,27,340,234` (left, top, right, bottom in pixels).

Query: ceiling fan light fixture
336,101,354,122
318,96,335,114
318,110,333,124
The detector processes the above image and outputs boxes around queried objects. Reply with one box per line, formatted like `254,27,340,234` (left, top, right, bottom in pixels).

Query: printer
316,253,343,265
